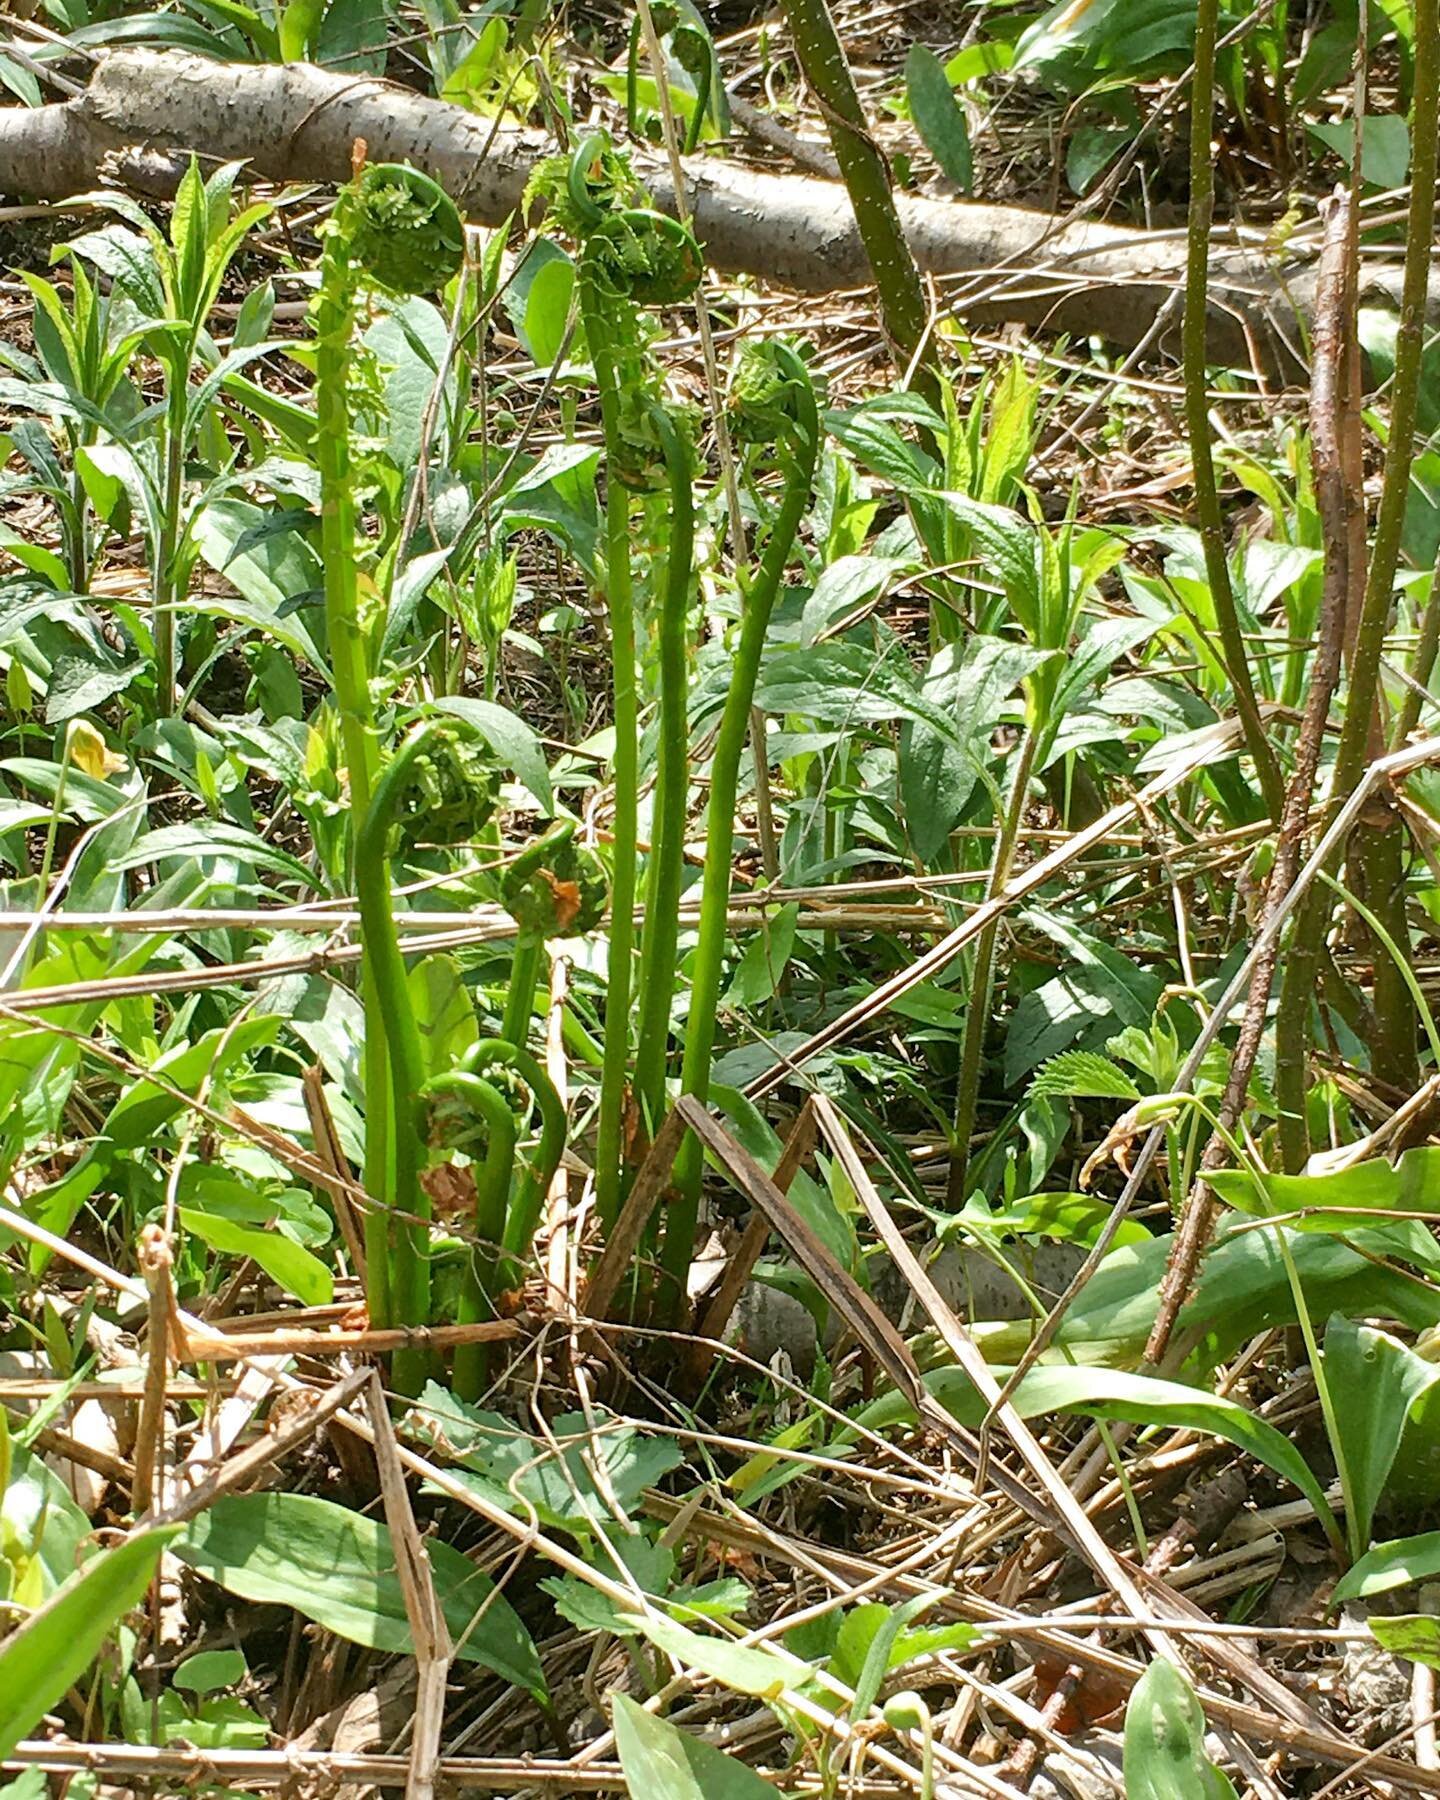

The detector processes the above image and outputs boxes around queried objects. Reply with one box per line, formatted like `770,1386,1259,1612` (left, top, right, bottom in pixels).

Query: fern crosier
528,134,704,1227
312,158,465,1359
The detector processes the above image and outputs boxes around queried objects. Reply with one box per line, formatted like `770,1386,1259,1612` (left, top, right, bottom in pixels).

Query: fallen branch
0,49,1431,371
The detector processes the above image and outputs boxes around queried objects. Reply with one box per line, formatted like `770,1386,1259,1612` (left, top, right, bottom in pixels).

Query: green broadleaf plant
1122,1659,1239,1799
0,1526,180,1762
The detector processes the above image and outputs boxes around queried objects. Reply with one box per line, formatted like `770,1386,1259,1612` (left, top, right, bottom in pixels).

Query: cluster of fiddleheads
424,1039,565,1399
528,134,703,1230
353,719,495,1388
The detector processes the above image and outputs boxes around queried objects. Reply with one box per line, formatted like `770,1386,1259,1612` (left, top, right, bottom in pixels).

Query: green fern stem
353,722,452,1391
586,272,641,1233
312,162,464,1321
662,347,820,1315
422,1068,516,1401
466,1040,567,1286
501,935,543,1048
312,220,394,1319
946,727,1038,1207
632,404,697,1133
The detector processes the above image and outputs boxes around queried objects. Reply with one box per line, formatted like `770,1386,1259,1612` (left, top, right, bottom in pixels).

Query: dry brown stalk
142,1369,370,1528
131,1222,178,1516
1143,188,1360,1367
807,1098,1179,1659
580,1106,690,1322
685,1097,819,1386
178,1319,522,1360
638,1489,1440,1790
364,1373,452,1800
302,1062,367,1284
997,1468,1248,1787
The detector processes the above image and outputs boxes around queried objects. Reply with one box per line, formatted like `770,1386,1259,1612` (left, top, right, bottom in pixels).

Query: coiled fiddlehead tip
502,830,609,938
390,722,500,853
530,132,702,309
347,163,465,296
586,208,703,308
728,338,819,446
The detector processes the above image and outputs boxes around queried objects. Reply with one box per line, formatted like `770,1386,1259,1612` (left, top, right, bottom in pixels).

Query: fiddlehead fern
314,159,464,835
353,717,492,1390
528,133,702,1230
422,1040,566,1398
313,153,465,1350
662,341,821,1317
499,821,608,1048
631,401,697,1137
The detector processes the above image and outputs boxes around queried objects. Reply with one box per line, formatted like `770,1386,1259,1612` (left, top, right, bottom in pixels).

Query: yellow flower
66,719,126,780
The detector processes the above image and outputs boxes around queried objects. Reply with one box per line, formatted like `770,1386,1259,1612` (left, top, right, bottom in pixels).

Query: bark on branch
0,49,1428,373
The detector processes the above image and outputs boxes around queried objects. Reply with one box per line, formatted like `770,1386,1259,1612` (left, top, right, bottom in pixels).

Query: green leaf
830,1597,974,1718
0,1769,48,1799
976,1189,1149,1249
278,0,324,60
43,653,141,726
504,239,575,369
1067,124,1131,195
1369,1615,1440,1667
612,1693,777,1798
0,1527,180,1762
363,298,456,473
106,1017,278,1152
190,497,326,670
179,1207,333,1306
800,552,913,646
407,1387,681,1535
1029,1050,1141,1101
900,637,1050,862
1334,1530,1440,1607
174,1494,546,1701
906,44,974,190
315,0,388,70
1,1448,91,1603
409,953,479,1080
755,642,958,739
944,41,1013,83
1205,1145,1440,1238
173,1648,248,1693
1004,909,1162,1085
724,905,799,1009
1308,115,1410,189
632,1612,805,1699
429,697,553,812
972,1218,1440,1370
111,821,322,890
439,14,507,100
0,526,67,592
859,1362,1338,1543
1322,1314,1440,1555
30,1016,279,1254
932,492,1040,629
1123,1658,1239,1799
